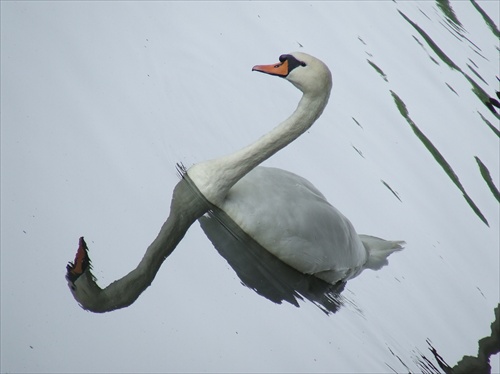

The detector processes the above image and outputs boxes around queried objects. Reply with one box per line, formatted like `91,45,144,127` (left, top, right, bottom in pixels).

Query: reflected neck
69,177,210,313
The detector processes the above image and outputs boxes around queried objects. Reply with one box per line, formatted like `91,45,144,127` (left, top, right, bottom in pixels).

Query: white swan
67,52,403,312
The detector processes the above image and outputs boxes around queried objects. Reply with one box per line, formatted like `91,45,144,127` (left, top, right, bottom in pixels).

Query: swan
66,52,403,312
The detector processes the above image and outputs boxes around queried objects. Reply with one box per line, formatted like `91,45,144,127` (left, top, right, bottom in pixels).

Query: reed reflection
407,304,499,374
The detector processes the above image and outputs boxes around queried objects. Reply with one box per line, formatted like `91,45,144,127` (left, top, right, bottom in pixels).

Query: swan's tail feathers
176,163,188,179
359,234,405,271
66,237,93,285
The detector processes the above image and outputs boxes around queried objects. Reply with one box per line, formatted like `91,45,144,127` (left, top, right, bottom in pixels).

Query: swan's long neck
67,54,332,312
189,89,330,204
224,92,328,183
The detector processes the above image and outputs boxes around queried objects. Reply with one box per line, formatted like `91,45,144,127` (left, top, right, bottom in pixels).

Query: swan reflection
66,53,403,313
200,208,346,314
66,170,211,312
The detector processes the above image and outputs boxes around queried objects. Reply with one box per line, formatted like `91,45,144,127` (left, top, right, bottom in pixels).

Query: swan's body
188,52,385,283
66,52,402,312
218,166,368,283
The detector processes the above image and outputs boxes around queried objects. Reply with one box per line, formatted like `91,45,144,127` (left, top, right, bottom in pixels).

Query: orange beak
252,59,289,77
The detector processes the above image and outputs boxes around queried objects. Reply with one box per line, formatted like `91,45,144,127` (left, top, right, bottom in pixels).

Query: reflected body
200,206,347,314
66,52,402,312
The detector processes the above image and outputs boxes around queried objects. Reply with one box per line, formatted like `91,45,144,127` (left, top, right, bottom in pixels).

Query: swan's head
252,52,332,97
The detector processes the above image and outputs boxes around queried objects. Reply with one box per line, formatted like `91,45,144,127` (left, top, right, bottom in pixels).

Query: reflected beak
66,237,90,283
252,60,289,77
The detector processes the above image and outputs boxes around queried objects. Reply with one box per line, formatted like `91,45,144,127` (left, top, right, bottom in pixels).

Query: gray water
1,1,498,372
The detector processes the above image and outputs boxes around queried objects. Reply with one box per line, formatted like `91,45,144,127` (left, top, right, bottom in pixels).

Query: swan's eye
280,54,306,73
278,54,305,67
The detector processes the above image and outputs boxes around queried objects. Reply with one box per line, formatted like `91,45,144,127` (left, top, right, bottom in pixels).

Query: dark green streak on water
391,90,489,226
399,11,496,124
467,64,488,85
352,117,363,129
436,0,463,30
468,58,479,69
445,83,458,96
381,180,402,202
470,0,500,38
475,156,500,203
367,60,388,82
478,111,500,138
436,2,485,55
413,34,440,65
399,10,459,70
464,74,493,106
352,145,365,159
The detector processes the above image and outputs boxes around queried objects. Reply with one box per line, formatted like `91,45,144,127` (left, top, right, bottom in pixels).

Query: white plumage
221,166,368,284
189,52,401,284
66,52,402,313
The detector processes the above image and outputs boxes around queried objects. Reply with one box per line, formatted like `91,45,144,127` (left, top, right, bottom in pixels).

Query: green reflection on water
477,111,500,138
445,83,458,96
351,145,364,159
399,10,498,130
467,64,488,85
381,180,402,202
390,90,489,226
436,0,463,31
475,156,500,203
367,59,388,82
470,0,500,38
399,11,489,103
352,117,363,128
399,10,459,70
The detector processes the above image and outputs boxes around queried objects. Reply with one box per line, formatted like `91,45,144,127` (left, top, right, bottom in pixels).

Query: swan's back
219,166,368,283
